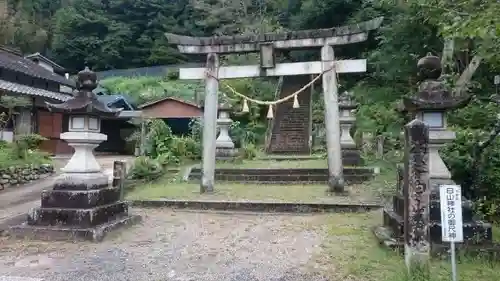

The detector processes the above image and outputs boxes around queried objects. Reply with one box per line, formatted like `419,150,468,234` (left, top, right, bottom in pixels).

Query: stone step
41,187,121,209
271,134,307,139
267,150,311,155
275,125,308,130
270,144,309,150
190,167,373,175
188,173,372,184
383,209,492,245
392,195,475,223
269,86,312,154
28,201,128,228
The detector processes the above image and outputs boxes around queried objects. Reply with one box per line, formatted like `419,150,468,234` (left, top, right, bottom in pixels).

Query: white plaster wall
0,130,14,142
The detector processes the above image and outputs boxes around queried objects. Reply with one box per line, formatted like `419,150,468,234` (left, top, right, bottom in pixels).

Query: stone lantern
375,53,492,249
402,53,471,187
215,101,237,159
10,67,140,241
339,91,362,166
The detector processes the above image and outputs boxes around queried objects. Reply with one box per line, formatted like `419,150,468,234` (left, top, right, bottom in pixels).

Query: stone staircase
267,76,312,155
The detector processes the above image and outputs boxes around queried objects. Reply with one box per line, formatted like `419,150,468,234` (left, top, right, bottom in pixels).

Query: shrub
442,128,500,221
0,141,52,169
11,134,48,160
240,143,258,160
128,156,163,181
155,152,179,167
16,134,47,149
171,136,201,160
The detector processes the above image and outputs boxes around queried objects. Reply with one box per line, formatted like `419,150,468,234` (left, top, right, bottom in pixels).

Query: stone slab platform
383,209,492,244
191,168,373,175
131,199,382,213
8,214,141,242
257,155,322,161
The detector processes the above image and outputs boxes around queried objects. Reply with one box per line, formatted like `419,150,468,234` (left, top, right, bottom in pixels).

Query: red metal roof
138,97,201,109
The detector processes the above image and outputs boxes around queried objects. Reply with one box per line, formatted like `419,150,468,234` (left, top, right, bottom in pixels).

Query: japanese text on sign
439,185,464,242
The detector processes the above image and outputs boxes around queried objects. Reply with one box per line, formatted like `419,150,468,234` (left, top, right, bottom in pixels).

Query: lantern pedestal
9,68,141,242
215,104,238,160
59,131,107,173
339,94,363,166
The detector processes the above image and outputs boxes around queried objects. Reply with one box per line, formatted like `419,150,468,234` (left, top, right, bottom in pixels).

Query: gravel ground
0,209,329,281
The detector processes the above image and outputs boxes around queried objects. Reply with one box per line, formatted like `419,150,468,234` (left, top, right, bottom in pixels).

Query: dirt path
0,209,329,281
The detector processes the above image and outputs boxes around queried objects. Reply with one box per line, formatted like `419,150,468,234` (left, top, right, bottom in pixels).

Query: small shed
139,97,202,135
95,94,137,154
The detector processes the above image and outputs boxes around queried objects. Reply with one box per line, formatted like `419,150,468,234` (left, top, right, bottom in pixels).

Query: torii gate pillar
201,53,219,193
321,45,345,194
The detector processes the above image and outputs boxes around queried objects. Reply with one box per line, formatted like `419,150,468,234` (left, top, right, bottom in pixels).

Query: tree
382,0,500,95
51,0,192,71
0,0,50,53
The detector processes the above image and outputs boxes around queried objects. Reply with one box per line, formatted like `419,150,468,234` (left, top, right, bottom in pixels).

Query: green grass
127,181,381,204
127,158,396,204
314,212,500,281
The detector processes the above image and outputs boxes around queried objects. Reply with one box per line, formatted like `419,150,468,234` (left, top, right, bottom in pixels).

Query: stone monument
215,102,237,160
339,91,363,166
402,119,431,274
374,53,492,251
9,67,141,242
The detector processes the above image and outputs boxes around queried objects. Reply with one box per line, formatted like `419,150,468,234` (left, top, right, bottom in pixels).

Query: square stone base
9,214,141,242
383,209,492,244
215,147,239,160
28,202,129,227
342,148,363,166
372,225,500,259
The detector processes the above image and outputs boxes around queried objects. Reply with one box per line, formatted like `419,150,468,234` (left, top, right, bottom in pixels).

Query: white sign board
494,75,500,85
440,185,464,242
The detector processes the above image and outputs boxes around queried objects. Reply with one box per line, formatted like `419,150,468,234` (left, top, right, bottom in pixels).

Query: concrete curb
130,199,382,213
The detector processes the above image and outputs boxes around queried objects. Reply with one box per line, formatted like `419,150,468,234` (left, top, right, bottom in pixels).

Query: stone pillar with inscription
403,119,430,275
374,53,493,252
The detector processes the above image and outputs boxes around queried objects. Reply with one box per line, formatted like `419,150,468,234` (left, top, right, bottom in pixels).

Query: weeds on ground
314,212,500,281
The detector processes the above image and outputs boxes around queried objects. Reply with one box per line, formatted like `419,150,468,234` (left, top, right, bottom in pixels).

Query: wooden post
112,160,126,200
309,74,314,153
139,118,146,156
200,53,219,193
321,44,344,194
403,119,430,277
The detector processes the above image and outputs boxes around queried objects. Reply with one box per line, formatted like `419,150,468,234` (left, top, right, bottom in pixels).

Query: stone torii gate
165,17,383,193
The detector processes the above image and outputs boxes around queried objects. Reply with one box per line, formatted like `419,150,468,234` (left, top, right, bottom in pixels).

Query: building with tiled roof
0,46,74,101
0,46,75,153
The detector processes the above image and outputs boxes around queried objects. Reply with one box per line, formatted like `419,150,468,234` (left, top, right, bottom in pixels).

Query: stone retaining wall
0,163,54,190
